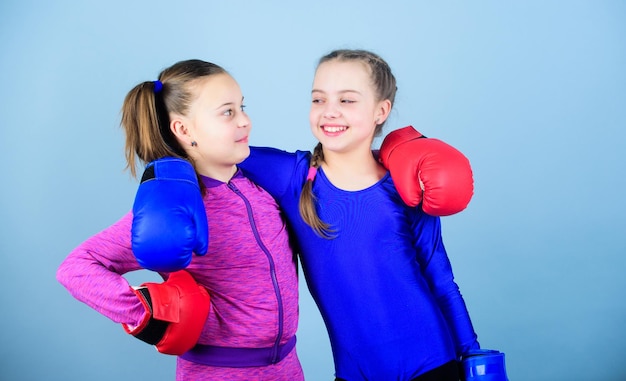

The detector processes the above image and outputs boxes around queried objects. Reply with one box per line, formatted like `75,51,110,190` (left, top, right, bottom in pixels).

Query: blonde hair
120,59,226,178
299,49,398,238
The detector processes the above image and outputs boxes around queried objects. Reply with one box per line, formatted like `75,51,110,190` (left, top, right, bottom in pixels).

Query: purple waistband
180,336,296,367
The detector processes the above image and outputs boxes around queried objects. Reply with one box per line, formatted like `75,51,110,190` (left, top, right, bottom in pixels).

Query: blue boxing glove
132,157,208,272
461,349,509,381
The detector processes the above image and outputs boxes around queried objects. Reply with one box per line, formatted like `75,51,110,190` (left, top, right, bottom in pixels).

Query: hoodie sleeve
56,212,149,326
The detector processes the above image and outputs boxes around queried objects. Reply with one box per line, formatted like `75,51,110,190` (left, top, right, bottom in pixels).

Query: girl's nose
323,103,340,119
238,113,251,128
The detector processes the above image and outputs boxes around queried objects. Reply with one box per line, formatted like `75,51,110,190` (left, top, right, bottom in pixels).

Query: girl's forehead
189,74,243,108
313,60,373,92
198,73,239,92
193,73,236,91
317,60,369,74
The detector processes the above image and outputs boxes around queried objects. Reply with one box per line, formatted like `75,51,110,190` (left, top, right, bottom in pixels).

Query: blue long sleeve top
240,147,479,381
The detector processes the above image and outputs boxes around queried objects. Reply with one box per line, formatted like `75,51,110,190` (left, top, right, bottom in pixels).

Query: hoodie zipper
227,181,284,363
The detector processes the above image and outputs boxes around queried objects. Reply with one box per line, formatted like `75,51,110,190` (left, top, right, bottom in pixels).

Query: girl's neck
321,148,387,191
197,164,238,183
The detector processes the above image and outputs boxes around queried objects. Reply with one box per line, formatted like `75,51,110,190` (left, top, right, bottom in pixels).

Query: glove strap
132,287,169,346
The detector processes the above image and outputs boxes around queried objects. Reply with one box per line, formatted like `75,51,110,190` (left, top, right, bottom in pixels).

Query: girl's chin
236,147,251,162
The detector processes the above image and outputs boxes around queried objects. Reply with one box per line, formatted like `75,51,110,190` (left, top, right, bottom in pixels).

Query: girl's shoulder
244,147,311,173
239,147,313,201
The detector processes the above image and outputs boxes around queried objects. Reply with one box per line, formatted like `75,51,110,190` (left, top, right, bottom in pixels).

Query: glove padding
379,126,474,216
132,157,208,272
122,270,211,355
461,349,509,381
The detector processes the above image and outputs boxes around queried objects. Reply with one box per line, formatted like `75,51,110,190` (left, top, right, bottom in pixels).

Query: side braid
298,143,334,238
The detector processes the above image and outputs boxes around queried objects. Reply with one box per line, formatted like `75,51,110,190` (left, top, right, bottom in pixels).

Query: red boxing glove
379,126,474,216
122,270,210,355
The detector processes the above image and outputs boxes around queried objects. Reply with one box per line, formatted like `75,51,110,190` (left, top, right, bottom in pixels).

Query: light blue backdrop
1,1,625,380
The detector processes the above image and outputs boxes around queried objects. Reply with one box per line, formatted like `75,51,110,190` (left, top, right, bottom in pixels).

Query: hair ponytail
120,59,227,179
121,81,179,178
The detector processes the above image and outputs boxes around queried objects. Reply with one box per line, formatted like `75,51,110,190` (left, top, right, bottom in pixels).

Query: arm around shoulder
239,146,311,199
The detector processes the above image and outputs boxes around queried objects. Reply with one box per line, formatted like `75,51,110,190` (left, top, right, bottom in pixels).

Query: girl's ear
170,116,194,146
376,99,392,125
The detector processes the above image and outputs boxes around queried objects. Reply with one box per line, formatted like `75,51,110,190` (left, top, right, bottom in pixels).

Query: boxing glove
379,126,474,216
461,349,509,381
122,270,211,355
132,157,208,272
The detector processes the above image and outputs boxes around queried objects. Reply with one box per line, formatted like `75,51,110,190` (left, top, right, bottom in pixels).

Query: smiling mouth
322,125,348,133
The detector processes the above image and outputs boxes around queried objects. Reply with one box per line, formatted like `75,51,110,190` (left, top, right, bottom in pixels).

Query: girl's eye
341,99,355,104
240,104,247,112
223,109,233,116
312,98,323,104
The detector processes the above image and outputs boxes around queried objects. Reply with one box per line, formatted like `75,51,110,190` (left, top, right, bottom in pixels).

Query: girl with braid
237,49,483,380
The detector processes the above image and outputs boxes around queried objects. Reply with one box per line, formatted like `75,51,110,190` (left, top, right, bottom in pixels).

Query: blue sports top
240,147,479,381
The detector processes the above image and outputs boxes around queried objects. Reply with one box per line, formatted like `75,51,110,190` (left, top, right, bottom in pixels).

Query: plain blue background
1,1,625,380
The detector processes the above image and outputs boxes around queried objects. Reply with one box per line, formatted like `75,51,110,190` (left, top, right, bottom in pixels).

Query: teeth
323,126,347,133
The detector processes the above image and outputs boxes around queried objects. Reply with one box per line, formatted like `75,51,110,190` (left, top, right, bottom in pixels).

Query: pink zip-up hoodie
57,170,303,381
